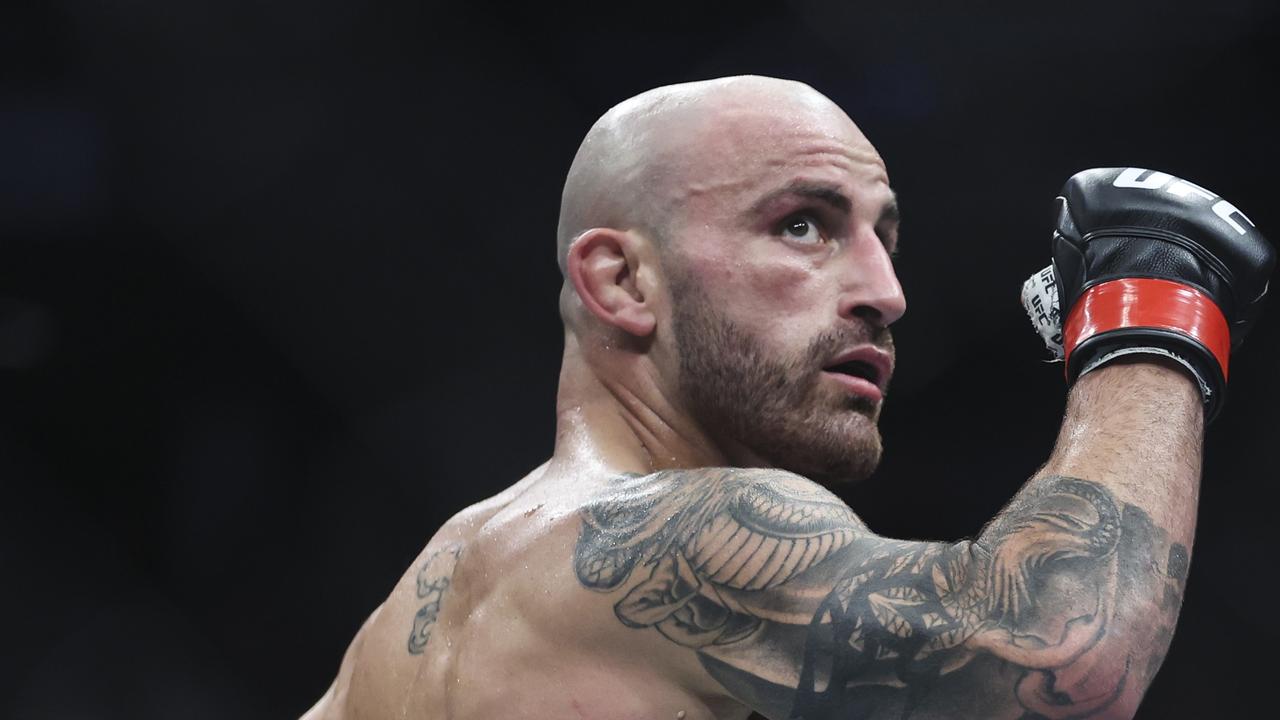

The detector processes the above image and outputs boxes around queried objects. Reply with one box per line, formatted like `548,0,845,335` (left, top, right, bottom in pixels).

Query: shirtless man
302,75,1273,719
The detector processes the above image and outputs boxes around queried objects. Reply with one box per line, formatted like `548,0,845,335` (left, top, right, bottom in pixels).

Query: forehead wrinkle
686,142,878,201
692,122,886,201
769,139,887,183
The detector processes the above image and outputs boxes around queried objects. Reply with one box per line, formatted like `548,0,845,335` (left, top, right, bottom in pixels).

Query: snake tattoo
575,469,1153,719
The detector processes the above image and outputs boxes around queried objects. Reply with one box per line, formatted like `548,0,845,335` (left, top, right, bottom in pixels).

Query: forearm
1040,357,1202,535
972,357,1202,714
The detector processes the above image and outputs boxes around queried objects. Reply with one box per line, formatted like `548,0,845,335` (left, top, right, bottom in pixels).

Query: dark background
3,1,1276,717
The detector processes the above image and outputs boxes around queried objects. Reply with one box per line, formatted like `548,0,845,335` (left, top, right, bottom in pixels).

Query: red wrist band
1062,278,1231,380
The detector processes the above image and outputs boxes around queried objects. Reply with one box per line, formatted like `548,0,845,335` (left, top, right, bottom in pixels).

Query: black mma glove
1021,167,1274,423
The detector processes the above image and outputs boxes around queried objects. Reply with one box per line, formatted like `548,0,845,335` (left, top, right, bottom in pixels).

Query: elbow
962,590,1162,720
1011,644,1143,719
995,624,1165,720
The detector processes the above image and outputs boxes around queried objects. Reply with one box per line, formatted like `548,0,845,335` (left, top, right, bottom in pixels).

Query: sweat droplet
676,712,686,719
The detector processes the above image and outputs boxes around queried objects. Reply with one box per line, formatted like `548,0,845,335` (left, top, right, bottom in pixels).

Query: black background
3,1,1277,717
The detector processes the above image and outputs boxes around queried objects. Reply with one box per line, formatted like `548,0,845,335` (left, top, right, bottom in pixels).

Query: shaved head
554,75,902,485
556,75,874,276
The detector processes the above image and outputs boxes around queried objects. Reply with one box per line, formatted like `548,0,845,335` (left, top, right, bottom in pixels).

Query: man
302,76,1273,719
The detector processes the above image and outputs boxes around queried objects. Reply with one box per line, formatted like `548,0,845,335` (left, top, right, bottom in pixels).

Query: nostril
850,305,882,323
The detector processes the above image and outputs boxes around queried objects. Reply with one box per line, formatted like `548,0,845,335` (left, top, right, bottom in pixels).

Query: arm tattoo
406,544,462,655
575,470,863,647
575,470,1183,719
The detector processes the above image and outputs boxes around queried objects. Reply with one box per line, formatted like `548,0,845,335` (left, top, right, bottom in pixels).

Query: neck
552,332,727,477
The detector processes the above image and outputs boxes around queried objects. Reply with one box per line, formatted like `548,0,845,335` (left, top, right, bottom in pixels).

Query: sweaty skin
303,77,1199,720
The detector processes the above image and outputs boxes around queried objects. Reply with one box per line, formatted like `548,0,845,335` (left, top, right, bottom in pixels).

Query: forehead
672,98,890,214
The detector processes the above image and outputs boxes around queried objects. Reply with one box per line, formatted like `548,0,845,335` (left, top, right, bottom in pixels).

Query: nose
837,234,906,327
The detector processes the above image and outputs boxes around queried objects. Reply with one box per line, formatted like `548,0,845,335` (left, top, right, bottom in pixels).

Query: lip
823,345,894,397
821,370,884,402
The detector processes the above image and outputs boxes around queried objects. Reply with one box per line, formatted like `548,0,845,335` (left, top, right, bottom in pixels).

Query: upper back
302,462,740,720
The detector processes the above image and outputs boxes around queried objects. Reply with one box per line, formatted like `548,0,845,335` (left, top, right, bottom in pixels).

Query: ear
565,228,657,338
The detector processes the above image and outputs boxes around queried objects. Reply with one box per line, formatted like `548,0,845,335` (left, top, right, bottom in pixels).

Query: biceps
703,486,1145,719
696,539,974,718
574,471,1141,719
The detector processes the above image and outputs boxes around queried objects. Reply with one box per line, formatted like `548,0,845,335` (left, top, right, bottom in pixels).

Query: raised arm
575,358,1195,719
574,167,1272,719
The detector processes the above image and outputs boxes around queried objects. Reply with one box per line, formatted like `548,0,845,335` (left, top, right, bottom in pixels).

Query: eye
779,214,826,245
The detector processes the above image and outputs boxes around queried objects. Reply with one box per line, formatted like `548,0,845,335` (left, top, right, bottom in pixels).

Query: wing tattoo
574,469,865,647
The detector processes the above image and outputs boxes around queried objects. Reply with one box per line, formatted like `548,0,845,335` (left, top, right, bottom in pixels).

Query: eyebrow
880,193,901,254
879,194,900,225
751,181,852,216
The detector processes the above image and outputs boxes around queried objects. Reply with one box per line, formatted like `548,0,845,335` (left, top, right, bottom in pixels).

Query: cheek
688,253,832,346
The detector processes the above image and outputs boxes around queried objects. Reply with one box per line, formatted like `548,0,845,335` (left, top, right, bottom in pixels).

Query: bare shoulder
432,460,551,540
574,467,872,603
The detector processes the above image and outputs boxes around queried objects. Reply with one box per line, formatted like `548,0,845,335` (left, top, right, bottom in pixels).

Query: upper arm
574,468,1144,720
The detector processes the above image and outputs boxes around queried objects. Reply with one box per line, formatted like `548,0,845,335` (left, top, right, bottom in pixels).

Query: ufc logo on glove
1112,167,1256,235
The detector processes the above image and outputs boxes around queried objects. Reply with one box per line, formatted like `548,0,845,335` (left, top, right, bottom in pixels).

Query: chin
802,438,882,487
762,411,884,488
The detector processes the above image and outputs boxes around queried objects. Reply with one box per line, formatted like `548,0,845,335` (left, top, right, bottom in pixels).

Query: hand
1022,167,1274,422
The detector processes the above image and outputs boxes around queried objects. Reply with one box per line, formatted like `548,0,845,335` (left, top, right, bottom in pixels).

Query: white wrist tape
1020,264,1064,361
1020,264,1212,402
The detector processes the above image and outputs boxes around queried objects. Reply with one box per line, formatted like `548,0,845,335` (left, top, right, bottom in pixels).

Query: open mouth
824,359,882,388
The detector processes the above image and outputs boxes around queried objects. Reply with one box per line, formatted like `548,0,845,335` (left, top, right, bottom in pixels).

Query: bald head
555,76,871,275
552,76,902,483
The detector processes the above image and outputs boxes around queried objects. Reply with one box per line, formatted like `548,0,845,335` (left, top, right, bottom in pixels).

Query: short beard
669,276,891,487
